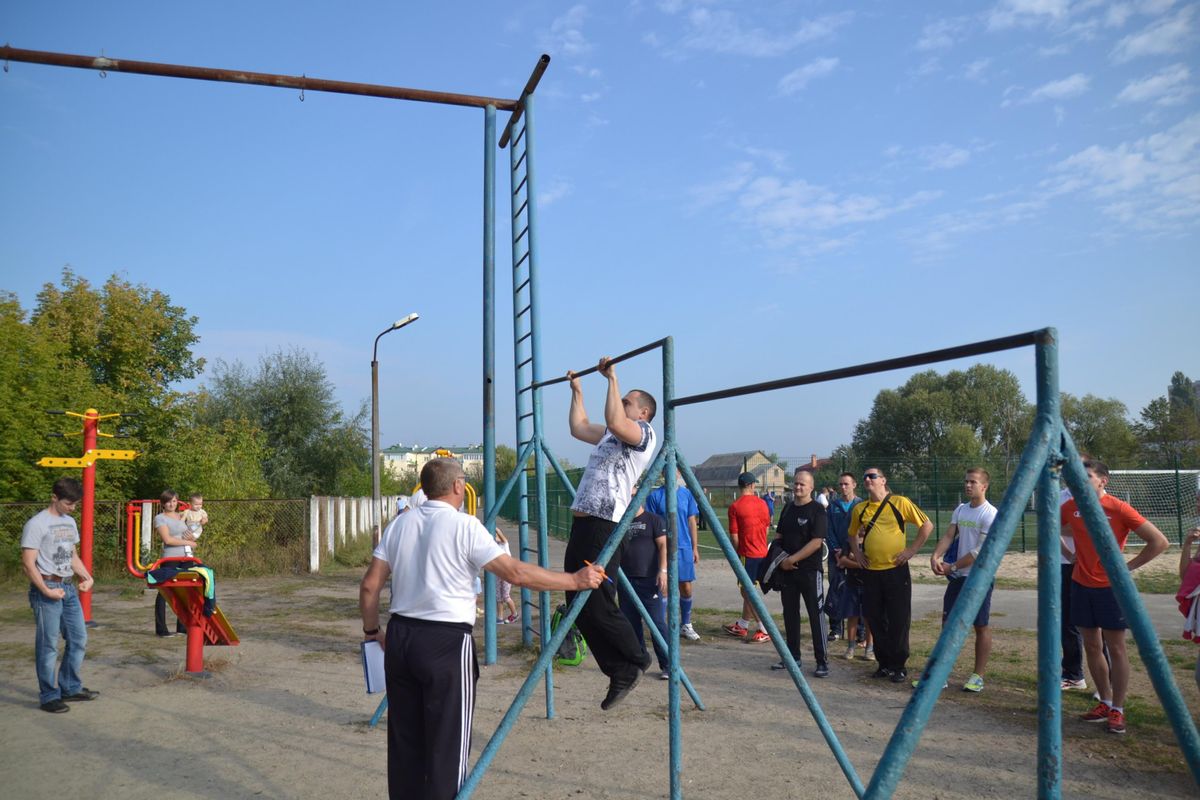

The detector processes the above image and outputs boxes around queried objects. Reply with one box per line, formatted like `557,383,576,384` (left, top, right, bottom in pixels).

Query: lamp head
393,313,419,330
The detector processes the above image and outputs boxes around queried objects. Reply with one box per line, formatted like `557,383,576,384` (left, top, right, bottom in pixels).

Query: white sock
739,618,751,629
1111,705,1123,713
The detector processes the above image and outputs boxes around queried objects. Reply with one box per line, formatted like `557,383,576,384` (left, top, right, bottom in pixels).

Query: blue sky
2,1,1197,469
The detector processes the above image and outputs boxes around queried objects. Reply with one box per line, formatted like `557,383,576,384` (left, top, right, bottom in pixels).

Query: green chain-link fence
1,498,309,581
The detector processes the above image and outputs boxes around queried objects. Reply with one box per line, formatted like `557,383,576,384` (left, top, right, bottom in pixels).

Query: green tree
200,349,370,497
850,365,1032,475
1060,393,1139,464
140,417,271,499
1136,372,1200,465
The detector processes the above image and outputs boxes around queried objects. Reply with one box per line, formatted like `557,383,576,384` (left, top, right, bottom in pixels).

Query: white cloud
1116,63,1192,105
1111,5,1195,61
987,0,1072,30
965,58,992,81
1048,113,1200,230
1029,72,1091,101
920,143,973,169
538,178,573,207
778,57,839,94
691,159,940,250
674,9,853,57
917,17,969,50
543,5,592,57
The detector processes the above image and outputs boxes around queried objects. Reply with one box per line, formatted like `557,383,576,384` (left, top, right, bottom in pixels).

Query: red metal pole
80,409,98,623
185,621,206,673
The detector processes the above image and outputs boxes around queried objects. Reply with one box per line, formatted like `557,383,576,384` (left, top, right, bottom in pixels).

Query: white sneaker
1060,677,1088,691
680,623,701,641
844,642,857,660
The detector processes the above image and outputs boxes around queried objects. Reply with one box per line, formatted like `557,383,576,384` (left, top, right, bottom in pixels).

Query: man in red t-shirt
722,472,773,643
1060,458,1168,735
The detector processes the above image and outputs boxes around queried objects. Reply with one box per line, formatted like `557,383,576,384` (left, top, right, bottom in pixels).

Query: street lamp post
372,313,420,545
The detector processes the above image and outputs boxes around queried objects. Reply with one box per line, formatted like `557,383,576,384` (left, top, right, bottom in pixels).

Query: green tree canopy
1060,392,1139,464
199,349,370,497
1136,371,1200,465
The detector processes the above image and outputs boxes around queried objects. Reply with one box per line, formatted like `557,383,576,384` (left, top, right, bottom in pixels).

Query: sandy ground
0,546,1196,800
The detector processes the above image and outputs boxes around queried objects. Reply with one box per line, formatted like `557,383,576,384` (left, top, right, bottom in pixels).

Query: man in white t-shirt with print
925,467,998,693
359,458,602,800
567,356,659,710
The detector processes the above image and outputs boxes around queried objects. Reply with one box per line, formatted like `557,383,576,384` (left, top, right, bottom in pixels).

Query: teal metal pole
1059,433,1200,785
865,418,1054,799
482,104,498,665
675,451,866,798
613,566,703,710
662,337,683,800
540,440,578,499
483,441,536,529
1034,332,1063,799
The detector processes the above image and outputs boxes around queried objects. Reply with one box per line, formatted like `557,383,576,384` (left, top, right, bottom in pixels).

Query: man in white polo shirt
360,458,603,800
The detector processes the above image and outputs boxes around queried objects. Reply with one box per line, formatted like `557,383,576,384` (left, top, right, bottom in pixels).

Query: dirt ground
1,561,1197,800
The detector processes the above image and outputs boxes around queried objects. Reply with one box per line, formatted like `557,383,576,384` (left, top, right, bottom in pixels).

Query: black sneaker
771,660,800,671
40,699,69,713
890,668,908,684
601,669,643,711
872,666,893,679
63,688,99,702
826,630,840,643
814,663,830,678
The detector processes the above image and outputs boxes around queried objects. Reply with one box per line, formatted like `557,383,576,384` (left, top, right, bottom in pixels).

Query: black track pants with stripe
385,615,477,800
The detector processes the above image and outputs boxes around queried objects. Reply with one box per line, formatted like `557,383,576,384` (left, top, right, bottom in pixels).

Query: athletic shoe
1060,677,1088,691
826,630,840,643
911,677,948,689
601,669,643,711
747,630,771,644
1106,708,1126,735
40,699,69,713
889,668,908,684
872,666,893,679
722,622,748,638
658,670,671,681
62,688,99,702
814,663,830,679
843,643,857,660
770,661,789,671
962,674,984,693
864,646,876,662
1081,701,1112,722
504,614,518,624
681,623,701,641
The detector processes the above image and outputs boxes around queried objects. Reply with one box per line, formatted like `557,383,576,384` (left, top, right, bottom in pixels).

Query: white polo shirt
373,499,504,624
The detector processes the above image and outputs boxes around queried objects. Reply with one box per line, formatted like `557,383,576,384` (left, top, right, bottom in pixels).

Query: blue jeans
29,581,87,704
617,575,668,671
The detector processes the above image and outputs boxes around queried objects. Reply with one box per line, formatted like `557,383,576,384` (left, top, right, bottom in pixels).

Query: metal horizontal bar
518,412,534,420
532,337,670,390
672,328,1051,408
511,151,527,173
0,45,520,110
513,250,530,269
498,54,550,149
516,331,532,345
514,277,530,294
512,199,529,222
512,175,528,197
517,385,534,395
517,357,533,369
515,304,531,318
514,225,529,243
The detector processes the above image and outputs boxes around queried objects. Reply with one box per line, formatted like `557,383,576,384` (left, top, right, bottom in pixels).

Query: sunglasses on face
863,473,881,481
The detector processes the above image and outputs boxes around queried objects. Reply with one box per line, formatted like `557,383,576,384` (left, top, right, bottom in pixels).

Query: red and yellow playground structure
36,408,137,623
126,499,239,674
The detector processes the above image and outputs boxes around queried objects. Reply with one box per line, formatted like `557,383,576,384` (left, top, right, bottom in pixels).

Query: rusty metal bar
499,54,551,149
0,45,519,110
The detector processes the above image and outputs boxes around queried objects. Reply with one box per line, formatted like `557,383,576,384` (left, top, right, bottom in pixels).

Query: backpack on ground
550,604,587,666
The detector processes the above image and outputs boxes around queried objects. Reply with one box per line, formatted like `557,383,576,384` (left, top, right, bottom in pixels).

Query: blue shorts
740,556,765,588
677,545,696,583
942,576,993,627
836,582,865,618
1070,581,1127,630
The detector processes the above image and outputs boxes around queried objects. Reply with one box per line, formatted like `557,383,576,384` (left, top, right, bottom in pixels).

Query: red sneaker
1106,708,1126,735
747,630,771,644
1081,701,1112,722
722,622,748,638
